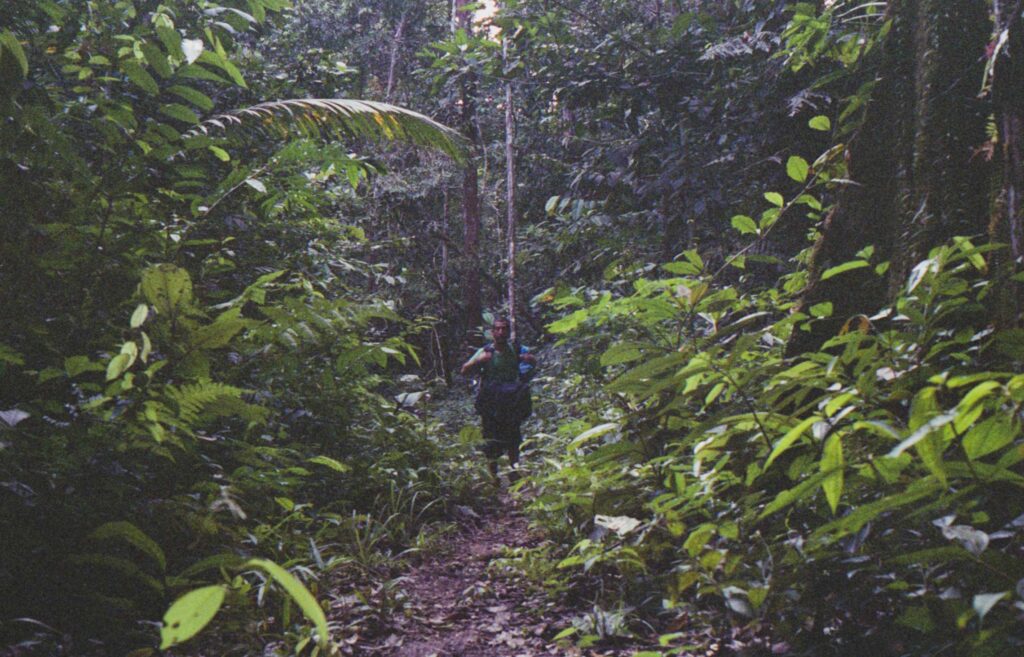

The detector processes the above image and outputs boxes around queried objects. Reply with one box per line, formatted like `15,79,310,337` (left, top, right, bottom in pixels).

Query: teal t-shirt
474,344,527,384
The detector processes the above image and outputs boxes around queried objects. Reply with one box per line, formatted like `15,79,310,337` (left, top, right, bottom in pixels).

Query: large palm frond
190,98,465,161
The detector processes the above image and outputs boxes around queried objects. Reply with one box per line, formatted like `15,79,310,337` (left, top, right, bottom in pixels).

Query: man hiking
460,317,537,481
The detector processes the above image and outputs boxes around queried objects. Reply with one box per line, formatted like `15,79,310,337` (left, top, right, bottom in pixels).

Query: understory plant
529,237,1024,656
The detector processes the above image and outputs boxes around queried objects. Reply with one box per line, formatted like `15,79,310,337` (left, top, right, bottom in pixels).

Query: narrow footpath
333,491,640,657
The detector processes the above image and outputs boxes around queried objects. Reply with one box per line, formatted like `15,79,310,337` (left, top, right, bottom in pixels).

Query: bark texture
991,0,1024,324
456,0,483,337
789,0,991,355
503,34,518,342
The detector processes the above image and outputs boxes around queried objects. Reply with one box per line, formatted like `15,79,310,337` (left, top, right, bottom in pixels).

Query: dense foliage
3,0,1024,656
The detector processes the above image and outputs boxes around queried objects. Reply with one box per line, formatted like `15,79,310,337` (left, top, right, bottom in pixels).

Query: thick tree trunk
789,0,990,355
991,0,1024,324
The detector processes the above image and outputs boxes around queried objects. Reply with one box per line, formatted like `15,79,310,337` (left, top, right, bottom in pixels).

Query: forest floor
333,486,643,657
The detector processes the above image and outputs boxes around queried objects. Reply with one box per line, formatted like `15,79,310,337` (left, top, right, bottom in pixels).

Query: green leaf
0,343,25,365
141,264,194,315
760,471,831,518
963,415,1015,460
160,103,199,124
553,627,577,640
193,308,248,348
141,43,173,78
168,85,214,111
308,455,350,472
662,261,701,275
786,156,810,183
1,31,29,78
245,559,329,648
820,434,844,514
766,416,821,468
106,353,132,381
730,214,758,235
65,355,104,377
764,192,784,207
569,422,619,449
600,343,644,366
209,146,230,161
178,63,230,85
130,304,149,329
953,236,987,272
90,521,166,571
896,606,935,633
160,585,226,649
809,302,833,318
197,50,246,88
155,16,183,59
683,524,716,557
820,259,869,281
122,60,159,95
808,115,831,131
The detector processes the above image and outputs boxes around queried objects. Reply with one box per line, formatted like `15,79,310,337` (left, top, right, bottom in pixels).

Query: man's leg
481,414,501,480
506,422,522,482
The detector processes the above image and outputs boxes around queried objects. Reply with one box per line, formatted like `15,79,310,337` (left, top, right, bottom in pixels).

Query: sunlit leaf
159,585,226,649
808,115,831,131
731,214,758,235
786,155,809,183
820,434,844,514
245,559,329,648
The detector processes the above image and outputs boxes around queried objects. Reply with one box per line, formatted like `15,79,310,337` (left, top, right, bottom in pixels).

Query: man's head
491,317,510,345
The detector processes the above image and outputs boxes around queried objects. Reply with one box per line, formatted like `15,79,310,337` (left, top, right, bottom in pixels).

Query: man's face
492,321,510,344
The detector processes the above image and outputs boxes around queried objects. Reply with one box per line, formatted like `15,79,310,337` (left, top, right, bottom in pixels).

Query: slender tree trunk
456,0,482,337
385,11,407,103
440,188,453,384
503,34,519,342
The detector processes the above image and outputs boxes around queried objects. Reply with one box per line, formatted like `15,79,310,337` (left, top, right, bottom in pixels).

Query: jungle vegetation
2,0,1024,655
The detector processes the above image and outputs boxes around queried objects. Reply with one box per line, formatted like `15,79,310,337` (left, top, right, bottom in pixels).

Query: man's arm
460,348,491,375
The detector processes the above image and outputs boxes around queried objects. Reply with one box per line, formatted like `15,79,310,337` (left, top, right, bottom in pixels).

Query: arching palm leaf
190,98,465,161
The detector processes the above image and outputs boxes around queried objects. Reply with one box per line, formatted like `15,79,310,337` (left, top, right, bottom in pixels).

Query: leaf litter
330,491,646,657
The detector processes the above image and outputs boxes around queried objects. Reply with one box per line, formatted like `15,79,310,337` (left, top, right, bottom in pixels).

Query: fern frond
190,99,466,161
165,382,262,428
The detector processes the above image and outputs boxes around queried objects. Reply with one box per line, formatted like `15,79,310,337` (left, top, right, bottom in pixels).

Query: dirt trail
343,491,636,657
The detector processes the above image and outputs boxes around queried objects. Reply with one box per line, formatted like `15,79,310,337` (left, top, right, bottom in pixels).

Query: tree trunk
991,0,1024,324
384,11,407,103
503,34,518,342
455,0,483,338
789,0,990,355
